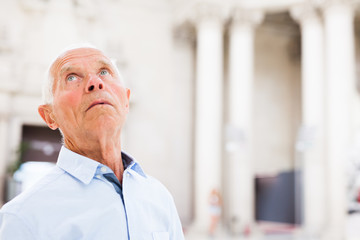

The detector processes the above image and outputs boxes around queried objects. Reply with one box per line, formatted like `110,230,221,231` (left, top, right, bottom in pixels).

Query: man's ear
38,105,59,130
125,88,131,112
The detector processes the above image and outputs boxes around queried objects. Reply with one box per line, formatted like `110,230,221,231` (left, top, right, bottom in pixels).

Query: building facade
0,0,360,238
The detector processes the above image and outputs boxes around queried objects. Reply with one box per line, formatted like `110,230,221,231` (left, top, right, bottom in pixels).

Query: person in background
208,188,222,237
0,44,184,240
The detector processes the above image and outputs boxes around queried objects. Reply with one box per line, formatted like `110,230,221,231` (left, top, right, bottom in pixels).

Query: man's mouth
86,100,112,111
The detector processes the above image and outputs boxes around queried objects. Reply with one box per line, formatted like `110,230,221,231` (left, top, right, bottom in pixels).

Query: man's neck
64,134,125,183
98,138,124,183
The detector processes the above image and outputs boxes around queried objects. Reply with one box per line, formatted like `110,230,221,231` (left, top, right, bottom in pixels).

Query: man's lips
86,100,112,111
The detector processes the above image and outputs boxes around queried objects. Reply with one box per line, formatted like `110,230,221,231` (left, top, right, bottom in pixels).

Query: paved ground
185,231,297,240
183,215,360,240
184,227,297,240
347,213,360,240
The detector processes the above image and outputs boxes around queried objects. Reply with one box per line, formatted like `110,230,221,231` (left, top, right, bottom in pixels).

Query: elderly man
0,45,184,239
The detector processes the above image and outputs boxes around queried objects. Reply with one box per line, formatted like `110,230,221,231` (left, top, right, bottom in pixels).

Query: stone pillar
226,9,263,233
290,5,326,237
194,3,224,230
322,0,355,238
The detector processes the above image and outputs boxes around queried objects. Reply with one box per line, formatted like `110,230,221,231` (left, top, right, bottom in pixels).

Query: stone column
226,9,263,233
194,3,224,230
290,5,326,237
322,0,355,238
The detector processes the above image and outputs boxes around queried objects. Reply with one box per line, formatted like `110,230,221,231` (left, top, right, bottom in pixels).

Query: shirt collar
121,150,147,178
57,146,146,184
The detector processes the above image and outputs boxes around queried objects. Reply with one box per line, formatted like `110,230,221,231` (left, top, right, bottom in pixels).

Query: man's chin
85,117,123,132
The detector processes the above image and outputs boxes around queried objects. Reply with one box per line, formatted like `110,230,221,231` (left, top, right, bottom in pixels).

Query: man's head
38,45,130,148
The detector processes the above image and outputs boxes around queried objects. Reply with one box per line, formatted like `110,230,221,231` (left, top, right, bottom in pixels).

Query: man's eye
67,75,77,81
100,70,109,76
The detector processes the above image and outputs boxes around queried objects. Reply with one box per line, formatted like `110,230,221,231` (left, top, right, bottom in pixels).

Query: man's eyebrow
59,66,75,76
98,59,113,68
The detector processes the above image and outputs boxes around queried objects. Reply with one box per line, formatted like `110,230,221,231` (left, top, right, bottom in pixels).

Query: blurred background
1,0,360,239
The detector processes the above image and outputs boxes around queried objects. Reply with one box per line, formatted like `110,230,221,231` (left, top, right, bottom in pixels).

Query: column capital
173,1,229,31
195,2,227,25
230,8,264,27
317,0,355,11
290,4,321,24
319,0,355,26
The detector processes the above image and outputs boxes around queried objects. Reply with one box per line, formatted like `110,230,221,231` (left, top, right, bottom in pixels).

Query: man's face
43,48,130,143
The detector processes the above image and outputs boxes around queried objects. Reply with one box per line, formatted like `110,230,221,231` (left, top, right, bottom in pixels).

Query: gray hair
42,43,124,105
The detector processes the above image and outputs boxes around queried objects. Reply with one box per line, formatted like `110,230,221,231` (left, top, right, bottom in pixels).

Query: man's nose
85,75,104,93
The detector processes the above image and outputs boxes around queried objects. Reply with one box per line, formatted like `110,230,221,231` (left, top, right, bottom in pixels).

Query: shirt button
126,173,130,177
95,174,101,178
100,166,107,173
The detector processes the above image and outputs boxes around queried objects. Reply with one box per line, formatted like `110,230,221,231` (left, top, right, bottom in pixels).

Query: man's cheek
58,91,82,108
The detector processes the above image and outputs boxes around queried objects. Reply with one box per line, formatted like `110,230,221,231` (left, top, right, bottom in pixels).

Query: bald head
43,45,123,105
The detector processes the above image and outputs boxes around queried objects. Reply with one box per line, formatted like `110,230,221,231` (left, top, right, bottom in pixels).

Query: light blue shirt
0,146,184,240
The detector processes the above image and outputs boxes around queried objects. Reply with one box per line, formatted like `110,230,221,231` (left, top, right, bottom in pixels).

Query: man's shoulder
140,173,175,200
146,175,168,190
0,166,65,215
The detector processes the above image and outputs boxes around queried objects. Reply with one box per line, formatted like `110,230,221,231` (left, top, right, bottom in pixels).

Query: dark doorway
255,170,302,224
21,125,62,163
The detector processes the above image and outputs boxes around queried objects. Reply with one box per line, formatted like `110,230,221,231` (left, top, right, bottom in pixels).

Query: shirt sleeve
0,212,36,240
168,196,185,240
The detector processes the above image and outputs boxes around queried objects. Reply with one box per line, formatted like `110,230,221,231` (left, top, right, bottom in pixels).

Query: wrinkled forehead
50,48,113,78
